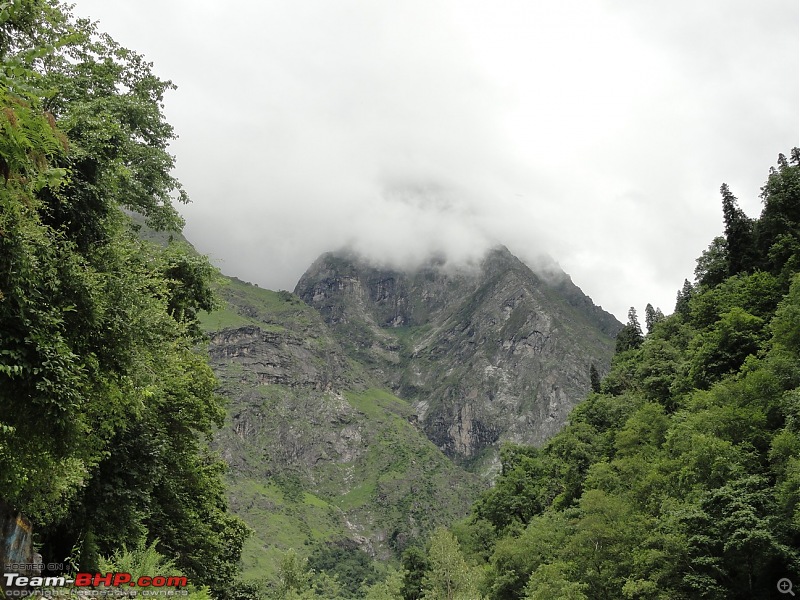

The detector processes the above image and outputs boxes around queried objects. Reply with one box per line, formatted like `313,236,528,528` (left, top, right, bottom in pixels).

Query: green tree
615,307,644,353
721,183,755,276
695,236,729,288
754,151,800,279
771,273,800,354
645,303,665,334
568,490,639,598
634,338,682,407
688,308,764,388
484,511,570,600
475,445,561,530
589,364,601,393
363,569,405,600
97,541,212,600
688,271,781,331
308,539,379,597
682,476,799,599
0,2,247,594
523,562,587,600
547,422,602,509
35,5,188,232
675,279,694,317
0,64,79,523
613,402,668,459
422,528,482,600
451,517,496,563
276,549,314,599
401,547,429,600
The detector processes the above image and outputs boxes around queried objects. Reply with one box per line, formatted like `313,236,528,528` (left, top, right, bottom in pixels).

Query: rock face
294,246,622,470
202,246,621,575
202,279,480,572
208,325,352,390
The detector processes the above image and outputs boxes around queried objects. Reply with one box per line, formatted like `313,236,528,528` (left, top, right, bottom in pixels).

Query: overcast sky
73,0,798,321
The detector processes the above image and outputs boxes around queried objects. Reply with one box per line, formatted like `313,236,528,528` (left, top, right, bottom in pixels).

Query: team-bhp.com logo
4,572,187,593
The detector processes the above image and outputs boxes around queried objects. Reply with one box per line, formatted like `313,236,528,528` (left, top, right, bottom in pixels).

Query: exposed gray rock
294,246,622,470
205,282,480,560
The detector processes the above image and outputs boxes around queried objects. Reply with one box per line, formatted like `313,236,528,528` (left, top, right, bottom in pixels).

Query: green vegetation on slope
415,150,800,600
212,375,481,587
199,279,311,333
229,479,344,582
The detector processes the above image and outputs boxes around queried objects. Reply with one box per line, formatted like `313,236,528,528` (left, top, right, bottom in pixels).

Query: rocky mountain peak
202,245,624,569
294,245,622,471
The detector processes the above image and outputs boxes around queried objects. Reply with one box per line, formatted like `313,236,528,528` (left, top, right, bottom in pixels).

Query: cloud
73,0,798,319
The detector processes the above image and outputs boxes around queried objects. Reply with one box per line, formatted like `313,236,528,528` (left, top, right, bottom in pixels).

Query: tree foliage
644,303,664,335
307,539,380,598
0,2,246,596
421,528,482,600
589,364,601,393
721,183,755,276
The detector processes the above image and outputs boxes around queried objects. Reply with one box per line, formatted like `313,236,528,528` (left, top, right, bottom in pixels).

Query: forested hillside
411,152,800,600
0,2,246,596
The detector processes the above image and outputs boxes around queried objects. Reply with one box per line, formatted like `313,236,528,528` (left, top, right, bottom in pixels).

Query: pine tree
589,364,601,393
721,183,754,275
645,304,655,334
675,279,694,316
754,150,800,280
615,307,644,353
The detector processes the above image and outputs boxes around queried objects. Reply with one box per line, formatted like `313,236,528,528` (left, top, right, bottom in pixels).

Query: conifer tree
721,183,754,275
675,279,694,316
589,364,601,393
754,150,800,280
615,307,644,353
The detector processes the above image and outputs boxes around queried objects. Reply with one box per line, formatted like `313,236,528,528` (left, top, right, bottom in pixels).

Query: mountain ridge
195,244,622,577
199,278,481,578
294,245,621,470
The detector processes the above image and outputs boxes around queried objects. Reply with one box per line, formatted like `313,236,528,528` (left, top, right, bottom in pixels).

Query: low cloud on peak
73,0,798,320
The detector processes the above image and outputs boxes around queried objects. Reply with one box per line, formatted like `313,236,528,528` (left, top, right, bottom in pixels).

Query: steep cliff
201,279,480,577
202,246,621,576
294,246,622,471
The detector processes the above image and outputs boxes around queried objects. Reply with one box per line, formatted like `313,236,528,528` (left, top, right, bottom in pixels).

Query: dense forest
0,2,246,597
2,1,799,600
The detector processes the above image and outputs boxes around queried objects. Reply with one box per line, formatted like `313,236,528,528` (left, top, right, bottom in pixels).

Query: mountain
294,246,622,472
200,279,481,579
199,246,621,579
